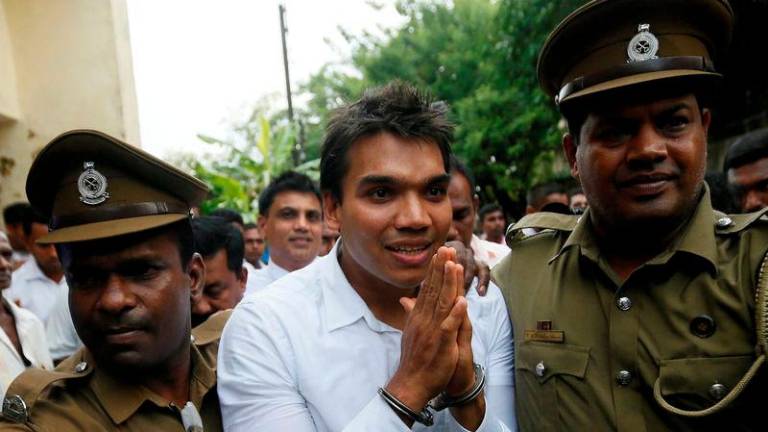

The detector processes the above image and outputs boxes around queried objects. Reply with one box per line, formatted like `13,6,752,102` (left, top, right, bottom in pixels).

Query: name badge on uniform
524,320,565,343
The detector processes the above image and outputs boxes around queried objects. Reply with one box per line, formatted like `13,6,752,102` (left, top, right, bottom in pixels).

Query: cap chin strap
652,248,768,417
50,201,190,229
556,56,716,104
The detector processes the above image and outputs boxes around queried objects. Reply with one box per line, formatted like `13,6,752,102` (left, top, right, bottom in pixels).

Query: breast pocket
516,342,590,432
655,354,755,413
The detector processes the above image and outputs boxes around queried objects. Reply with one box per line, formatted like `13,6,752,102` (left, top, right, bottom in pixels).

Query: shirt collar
21,258,63,285
552,186,718,275
320,239,390,333
90,344,216,425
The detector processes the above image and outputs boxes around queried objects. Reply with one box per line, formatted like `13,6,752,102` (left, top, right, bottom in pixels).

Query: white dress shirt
0,298,53,399
470,235,510,269
45,288,82,360
218,242,516,431
243,258,291,295
3,259,67,324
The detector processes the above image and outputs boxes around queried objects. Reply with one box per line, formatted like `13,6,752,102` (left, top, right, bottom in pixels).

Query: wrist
385,374,432,413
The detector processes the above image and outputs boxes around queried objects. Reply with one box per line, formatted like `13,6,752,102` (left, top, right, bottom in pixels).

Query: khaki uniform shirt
0,310,231,431
492,193,767,432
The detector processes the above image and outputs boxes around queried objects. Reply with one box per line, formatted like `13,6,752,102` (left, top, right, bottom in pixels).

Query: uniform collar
89,343,216,425
553,186,719,275
320,239,396,333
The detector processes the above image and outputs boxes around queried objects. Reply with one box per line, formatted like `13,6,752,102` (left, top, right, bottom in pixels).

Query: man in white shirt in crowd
0,231,52,397
218,82,515,431
447,156,510,268
478,204,506,245
246,171,323,294
3,208,67,324
2,203,32,270
242,222,266,269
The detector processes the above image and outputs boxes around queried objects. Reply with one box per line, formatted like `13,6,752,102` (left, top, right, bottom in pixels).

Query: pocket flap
517,342,590,383
658,355,754,398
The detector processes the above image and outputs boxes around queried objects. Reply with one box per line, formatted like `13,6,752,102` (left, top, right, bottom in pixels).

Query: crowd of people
0,0,766,431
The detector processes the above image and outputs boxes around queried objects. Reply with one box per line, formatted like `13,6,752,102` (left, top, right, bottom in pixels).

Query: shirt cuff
448,408,510,432
342,393,412,432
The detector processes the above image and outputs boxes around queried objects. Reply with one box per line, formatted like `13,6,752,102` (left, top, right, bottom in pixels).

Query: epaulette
712,207,768,235
505,212,580,246
2,349,92,424
192,309,232,346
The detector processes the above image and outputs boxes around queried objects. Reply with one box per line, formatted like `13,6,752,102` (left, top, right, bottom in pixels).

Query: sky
126,0,405,159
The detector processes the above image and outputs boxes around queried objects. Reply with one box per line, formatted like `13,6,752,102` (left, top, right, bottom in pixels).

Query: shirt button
616,370,633,386
74,361,88,373
690,315,716,338
709,383,727,400
616,296,632,311
535,361,546,377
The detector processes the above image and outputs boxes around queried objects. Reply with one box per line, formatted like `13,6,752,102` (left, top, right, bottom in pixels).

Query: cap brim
38,214,188,244
561,69,721,105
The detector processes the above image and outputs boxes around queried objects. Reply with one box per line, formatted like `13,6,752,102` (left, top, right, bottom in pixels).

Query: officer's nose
627,123,668,167
97,275,137,314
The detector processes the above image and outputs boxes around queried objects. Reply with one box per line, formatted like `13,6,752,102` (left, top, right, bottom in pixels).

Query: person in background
2,203,32,270
447,156,510,268
0,231,52,398
705,171,738,214
478,203,506,245
2,208,67,324
191,216,246,327
242,222,266,269
319,223,340,257
247,171,323,294
209,208,245,231
568,186,588,214
723,127,768,212
525,182,570,215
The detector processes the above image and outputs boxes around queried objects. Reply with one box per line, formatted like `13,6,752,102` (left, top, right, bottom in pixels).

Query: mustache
96,315,151,332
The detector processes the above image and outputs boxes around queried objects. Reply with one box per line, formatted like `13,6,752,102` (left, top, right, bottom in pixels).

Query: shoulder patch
713,208,768,235
2,368,86,423
192,309,233,346
506,212,580,245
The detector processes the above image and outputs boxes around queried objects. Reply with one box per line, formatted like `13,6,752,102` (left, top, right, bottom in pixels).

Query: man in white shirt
3,209,67,324
218,82,516,431
242,223,266,269
447,156,510,268
3,203,32,269
246,171,323,294
0,231,52,397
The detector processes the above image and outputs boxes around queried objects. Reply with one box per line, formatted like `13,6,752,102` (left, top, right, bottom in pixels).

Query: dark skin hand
446,240,490,296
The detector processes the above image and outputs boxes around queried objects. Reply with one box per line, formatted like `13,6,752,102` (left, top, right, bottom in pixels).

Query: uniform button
616,370,633,386
74,361,88,373
190,334,196,343
690,315,716,338
616,296,632,311
716,217,733,229
709,383,727,400
535,361,546,377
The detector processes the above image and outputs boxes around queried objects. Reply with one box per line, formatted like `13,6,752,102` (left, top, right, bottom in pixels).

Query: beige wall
0,0,139,225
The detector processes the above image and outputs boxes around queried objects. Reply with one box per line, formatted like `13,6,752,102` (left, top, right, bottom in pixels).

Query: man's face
191,249,245,327
327,133,452,290
570,193,588,211
319,225,340,256
567,93,710,230
0,237,12,290
447,172,476,247
481,210,505,239
59,230,203,371
5,224,27,252
27,222,63,276
258,191,323,271
728,157,768,212
242,227,265,265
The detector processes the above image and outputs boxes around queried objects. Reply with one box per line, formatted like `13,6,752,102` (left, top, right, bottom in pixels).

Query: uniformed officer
492,1,767,431
0,130,226,431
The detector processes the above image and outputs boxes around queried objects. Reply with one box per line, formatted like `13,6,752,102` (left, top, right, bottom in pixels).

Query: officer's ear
701,108,712,137
188,252,205,303
563,132,579,180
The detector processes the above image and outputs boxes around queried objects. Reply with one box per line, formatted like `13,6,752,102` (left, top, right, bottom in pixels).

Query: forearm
449,391,486,431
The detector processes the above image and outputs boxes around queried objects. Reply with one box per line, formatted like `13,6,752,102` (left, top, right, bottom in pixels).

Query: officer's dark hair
3,202,32,227
320,81,454,202
562,80,714,143
258,171,321,216
723,127,768,172
192,216,244,275
243,222,258,231
526,182,566,210
208,208,244,228
449,155,476,194
22,207,49,236
478,203,503,222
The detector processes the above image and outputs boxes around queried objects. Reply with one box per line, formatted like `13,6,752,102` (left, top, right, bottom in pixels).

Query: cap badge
78,161,110,205
627,24,659,63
